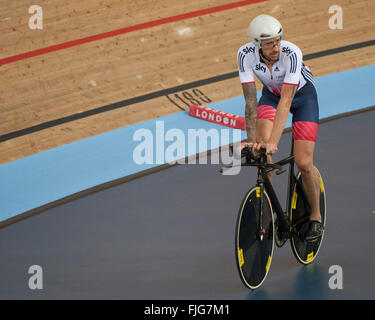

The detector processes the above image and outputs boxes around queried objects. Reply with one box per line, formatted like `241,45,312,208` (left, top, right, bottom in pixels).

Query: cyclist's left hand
265,143,278,155
254,142,278,155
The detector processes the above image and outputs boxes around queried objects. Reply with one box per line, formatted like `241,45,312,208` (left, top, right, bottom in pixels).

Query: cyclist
237,14,323,240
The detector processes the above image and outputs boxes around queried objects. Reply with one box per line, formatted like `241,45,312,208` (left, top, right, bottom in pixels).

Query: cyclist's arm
238,46,258,143
269,84,297,146
269,45,302,146
242,82,258,143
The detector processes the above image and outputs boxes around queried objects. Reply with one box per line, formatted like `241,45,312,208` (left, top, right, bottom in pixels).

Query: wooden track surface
0,0,374,164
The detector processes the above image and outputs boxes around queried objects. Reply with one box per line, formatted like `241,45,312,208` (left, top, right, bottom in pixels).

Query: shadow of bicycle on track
246,263,329,300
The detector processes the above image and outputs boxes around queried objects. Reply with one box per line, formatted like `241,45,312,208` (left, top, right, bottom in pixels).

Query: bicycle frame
256,139,311,238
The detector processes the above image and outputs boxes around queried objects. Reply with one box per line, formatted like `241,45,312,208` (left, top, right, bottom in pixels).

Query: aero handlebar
220,145,286,175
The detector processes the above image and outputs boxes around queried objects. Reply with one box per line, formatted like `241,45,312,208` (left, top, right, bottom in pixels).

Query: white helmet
246,14,283,48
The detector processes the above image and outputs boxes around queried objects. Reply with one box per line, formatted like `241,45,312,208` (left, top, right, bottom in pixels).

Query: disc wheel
235,187,275,289
290,169,326,264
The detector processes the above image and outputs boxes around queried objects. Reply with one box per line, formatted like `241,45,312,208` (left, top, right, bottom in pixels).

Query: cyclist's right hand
241,142,260,158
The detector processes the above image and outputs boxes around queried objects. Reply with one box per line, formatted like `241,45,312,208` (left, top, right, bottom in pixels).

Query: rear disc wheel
290,169,326,264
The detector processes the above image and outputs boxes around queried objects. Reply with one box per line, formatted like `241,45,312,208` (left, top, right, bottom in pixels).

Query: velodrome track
1,0,375,301
1,108,374,300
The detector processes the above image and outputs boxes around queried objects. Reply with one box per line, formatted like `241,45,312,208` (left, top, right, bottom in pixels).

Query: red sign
189,105,245,130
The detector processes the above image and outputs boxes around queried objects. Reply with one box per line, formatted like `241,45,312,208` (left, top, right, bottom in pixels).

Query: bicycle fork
255,169,270,241
263,174,291,238
256,180,265,241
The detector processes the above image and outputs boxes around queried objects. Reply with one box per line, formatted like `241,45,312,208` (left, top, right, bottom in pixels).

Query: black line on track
1,39,375,142
1,105,374,230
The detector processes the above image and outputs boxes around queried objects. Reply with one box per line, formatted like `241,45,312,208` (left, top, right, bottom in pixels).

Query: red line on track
0,0,266,66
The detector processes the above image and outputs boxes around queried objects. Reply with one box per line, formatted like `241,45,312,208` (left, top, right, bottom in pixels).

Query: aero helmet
246,14,283,48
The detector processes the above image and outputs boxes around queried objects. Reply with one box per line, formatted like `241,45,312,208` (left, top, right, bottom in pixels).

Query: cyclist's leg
256,88,278,144
256,117,273,144
256,88,280,178
293,139,321,222
256,117,273,174
291,80,321,222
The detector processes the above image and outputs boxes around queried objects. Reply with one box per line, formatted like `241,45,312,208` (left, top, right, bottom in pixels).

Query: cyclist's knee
256,119,273,143
295,156,314,175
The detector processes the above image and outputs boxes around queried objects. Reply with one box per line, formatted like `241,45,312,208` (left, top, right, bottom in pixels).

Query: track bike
221,139,326,290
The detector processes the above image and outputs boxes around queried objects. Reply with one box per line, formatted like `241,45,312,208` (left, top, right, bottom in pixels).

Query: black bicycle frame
256,139,311,236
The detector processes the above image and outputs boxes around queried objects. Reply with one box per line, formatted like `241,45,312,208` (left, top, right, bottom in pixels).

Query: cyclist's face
261,36,281,62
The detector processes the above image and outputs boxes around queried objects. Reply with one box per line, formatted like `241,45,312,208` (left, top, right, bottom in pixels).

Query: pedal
275,230,288,247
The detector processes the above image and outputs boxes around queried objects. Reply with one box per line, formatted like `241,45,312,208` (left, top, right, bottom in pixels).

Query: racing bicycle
221,139,326,290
